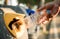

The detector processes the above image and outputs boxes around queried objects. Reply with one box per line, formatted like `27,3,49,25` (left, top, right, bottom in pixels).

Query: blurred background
0,0,60,39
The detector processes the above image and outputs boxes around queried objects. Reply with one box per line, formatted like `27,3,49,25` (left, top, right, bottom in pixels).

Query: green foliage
45,0,54,3
17,0,54,8
17,0,53,5
17,0,41,5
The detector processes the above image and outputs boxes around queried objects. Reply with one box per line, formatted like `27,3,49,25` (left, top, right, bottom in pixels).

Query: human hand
37,2,59,24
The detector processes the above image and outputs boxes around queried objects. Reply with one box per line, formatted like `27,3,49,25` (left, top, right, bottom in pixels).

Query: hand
37,2,60,24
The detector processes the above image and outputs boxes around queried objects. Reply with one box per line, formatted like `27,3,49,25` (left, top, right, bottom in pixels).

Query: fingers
37,14,53,24
39,16,46,23
38,16,48,24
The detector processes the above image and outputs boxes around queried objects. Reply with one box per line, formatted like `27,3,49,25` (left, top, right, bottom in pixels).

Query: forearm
37,2,54,12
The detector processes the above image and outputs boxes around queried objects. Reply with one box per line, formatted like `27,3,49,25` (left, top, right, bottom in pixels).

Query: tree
17,0,41,9
45,0,54,4
17,0,54,9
